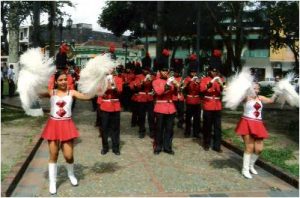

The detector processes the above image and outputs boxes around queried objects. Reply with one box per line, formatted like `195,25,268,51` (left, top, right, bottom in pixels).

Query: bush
259,85,274,97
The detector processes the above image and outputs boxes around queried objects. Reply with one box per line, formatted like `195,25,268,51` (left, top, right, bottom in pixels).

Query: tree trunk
1,2,9,55
289,46,299,74
171,35,182,60
49,1,56,57
156,1,164,64
32,1,41,47
8,2,20,64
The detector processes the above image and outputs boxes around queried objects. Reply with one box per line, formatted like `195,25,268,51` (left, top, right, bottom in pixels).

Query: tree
1,2,9,55
205,1,268,75
266,1,299,73
7,1,32,65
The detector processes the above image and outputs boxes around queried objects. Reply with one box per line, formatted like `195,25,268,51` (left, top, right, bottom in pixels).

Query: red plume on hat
109,43,116,53
162,49,170,57
189,53,197,61
213,49,222,58
60,43,69,54
146,52,150,57
135,62,141,67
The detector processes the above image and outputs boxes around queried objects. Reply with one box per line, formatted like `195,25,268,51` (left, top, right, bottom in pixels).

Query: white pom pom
223,68,254,110
77,53,118,96
273,72,299,107
17,48,56,116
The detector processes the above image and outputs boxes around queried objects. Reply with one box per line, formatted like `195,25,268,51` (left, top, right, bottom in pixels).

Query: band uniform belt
204,96,220,100
102,99,119,102
156,100,173,103
50,116,71,120
187,95,200,98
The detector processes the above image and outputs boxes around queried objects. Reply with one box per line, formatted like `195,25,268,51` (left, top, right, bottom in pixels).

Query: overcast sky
22,0,111,33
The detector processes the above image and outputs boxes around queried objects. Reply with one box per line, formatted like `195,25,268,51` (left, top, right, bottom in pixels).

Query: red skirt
235,116,269,139
41,117,79,141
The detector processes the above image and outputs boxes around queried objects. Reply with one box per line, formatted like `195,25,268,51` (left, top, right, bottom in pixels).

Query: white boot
48,163,57,194
242,153,252,179
67,163,78,186
250,154,259,175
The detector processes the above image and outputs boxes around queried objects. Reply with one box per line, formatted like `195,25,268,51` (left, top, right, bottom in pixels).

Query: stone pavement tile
226,191,270,197
257,174,296,190
208,193,229,197
267,189,299,197
189,194,209,197
15,102,298,197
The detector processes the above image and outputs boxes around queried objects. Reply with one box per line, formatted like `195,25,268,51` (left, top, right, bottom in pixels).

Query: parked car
258,78,276,87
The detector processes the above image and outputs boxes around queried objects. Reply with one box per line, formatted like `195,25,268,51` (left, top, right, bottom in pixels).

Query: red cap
109,43,116,53
189,53,197,61
162,49,170,57
146,52,150,57
213,49,222,58
60,43,69,54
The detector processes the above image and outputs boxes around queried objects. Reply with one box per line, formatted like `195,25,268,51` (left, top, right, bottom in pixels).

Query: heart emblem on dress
254,102,261,110
56,109,66,117
254,111,260,117
56,100,66,108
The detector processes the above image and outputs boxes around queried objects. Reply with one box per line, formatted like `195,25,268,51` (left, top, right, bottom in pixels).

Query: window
20,32,24,40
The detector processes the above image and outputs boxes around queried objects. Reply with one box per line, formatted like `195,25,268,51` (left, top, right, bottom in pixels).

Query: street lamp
58,17,64,43
67,17,73,29
140,22,148,55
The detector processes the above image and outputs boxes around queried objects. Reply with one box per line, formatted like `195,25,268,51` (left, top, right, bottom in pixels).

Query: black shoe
184,133,190,138
101,149,108,155
153,149,161,155
139,133,145,139
113,150,120,155
213,148,223,153
203,145,209,151
164,149,175,155
193,134,200,138
177,123,183,129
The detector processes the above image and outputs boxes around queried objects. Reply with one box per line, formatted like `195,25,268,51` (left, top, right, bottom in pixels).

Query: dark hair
53,70,67,89
54,69,67,81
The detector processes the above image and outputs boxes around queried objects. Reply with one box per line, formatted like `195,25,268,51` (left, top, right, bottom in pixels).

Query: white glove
167,76,175,86
106,74,113,83
144,74,151,81
192,76,198,81
210,76,220,83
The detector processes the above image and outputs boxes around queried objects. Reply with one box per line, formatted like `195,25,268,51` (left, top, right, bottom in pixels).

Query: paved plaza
5,99,297,197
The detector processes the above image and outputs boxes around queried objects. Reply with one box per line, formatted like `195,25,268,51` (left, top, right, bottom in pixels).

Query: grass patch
222,128,299,177
1,163,11,181
1,106,30,122
261,148,299,176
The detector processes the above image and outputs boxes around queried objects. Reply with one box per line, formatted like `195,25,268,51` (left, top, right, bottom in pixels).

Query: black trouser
174,100,184,127
131,101,139,126
8,80,15,97
1,79,4,98
101,111,120,152
137,101,155,136
121,85,132,111
185,104,201,136
202,110,222,150
91,96,98,111
154,113,175,152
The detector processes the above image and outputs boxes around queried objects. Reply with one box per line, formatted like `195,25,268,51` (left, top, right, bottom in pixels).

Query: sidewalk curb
222,140,299,189
1,135,43,197
1,103,49,197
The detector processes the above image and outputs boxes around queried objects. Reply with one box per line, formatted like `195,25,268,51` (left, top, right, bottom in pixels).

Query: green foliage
1,106,30,122
259,85,274,97
1,163,11,181
287,120,299,141
261,148,299,176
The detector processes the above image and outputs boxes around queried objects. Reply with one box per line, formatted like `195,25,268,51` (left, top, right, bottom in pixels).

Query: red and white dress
41,90,79,141
235,99,269,139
